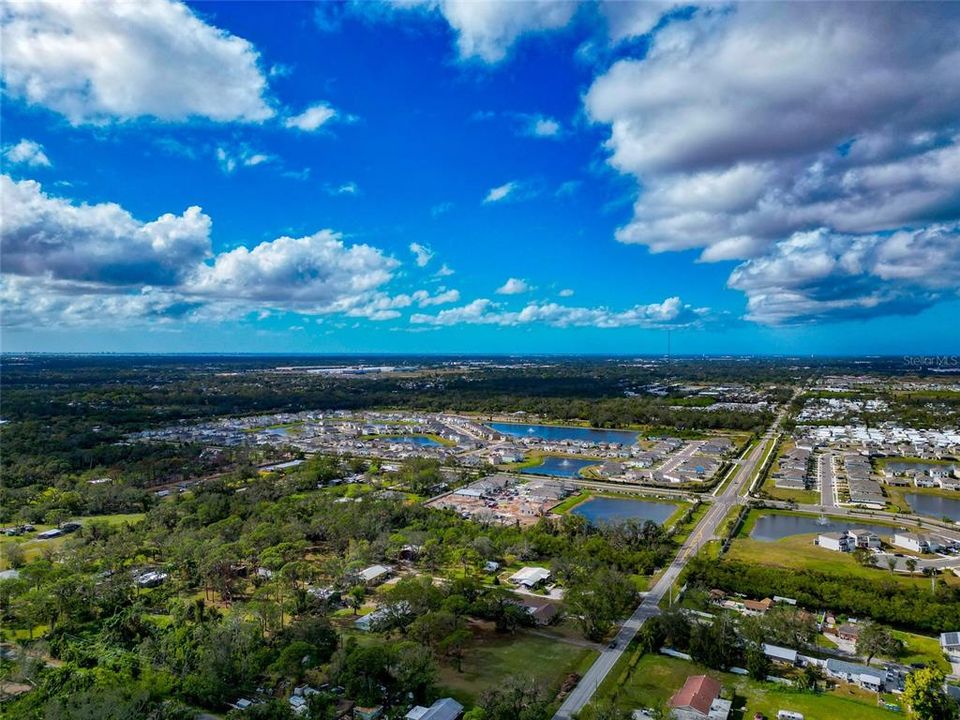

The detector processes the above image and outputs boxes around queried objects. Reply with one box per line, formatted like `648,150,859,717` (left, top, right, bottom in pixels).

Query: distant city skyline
2,1,959,355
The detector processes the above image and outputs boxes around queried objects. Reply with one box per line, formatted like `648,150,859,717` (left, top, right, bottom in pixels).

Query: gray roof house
404,698,463,720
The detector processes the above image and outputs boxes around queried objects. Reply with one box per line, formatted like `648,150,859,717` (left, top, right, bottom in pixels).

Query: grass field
892,630,951,673
760,482,820,505
725,533,960,588
550,491,592,514
0,513,146,569
596,653,900,720
435,627,597,707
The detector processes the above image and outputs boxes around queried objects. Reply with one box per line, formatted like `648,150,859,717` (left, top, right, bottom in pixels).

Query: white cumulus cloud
0,0,273,124
496,278,531,295
484,181,519,204
284,102,338,131
3,139,52,168
527,115,561,138
411,296,708,329
409,242,435,267
399,0,577,63
216,145,275,174
728,224,960,324
584,2,960,323
188,231,398,312
0,174,211,287
0,177,426,327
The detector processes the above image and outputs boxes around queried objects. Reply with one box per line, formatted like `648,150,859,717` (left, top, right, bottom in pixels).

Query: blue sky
2,1,959,355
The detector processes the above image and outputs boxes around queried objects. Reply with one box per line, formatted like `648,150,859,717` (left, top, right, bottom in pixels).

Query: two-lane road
552,403,792,719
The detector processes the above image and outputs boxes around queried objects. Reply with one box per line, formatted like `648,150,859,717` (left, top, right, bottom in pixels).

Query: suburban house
762,643,798,666
354,603,410,631
836,623,861,642
600,460,624,477
824,658,884,692
509,566,551,588
354,707,383,720
357,564,393,586
742,598,773,616
848,529,882,549
497,449,524,464
404,698,463,720
940,631,960,663
668,675,731,720
892,532,939,554
817,532,855,552
521,600,559,626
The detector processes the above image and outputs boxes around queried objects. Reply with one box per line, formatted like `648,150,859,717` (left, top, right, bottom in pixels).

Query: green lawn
725,532,960,588
595,654,900,720
436,628,597,707
892,630,951,673
760,479,820,505
1,513,143,569
551,491,592,514
670,502,710,543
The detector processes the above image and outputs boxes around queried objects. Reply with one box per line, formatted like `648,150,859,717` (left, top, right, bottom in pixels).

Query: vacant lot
725,533,960,588
436,624,597,707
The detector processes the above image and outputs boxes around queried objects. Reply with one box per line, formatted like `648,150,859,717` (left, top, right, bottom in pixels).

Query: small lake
750,513,897,542
519,456,598,478
572,497,679,526
904,493,960,522
488,422,638,445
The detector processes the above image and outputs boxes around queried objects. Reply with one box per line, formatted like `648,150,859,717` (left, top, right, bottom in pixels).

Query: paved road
552,406,790,719
819,451,836,508
657,440,703,476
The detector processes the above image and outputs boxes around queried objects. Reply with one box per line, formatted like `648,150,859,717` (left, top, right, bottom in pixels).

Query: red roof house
668,675,729,719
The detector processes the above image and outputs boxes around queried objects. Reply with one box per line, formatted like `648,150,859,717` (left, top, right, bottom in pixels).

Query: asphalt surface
552,409,788,719
819,452,836,507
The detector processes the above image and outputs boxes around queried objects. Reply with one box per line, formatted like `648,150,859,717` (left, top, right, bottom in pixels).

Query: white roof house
358,564,393,585
509,566,551,587
762,643,798,665
817,532,854,552
941,631,960,661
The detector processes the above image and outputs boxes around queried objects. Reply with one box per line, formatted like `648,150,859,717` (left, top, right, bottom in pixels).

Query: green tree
690,613,739,671
479,676,549,720
440,628,472,672
856,621,902,665
902,667,957,720
795,664,823,693
2,542,25,569
347,586,366,615
564,567,636,642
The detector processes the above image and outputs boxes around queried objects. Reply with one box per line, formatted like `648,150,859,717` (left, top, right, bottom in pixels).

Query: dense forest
684,557,960,635
0,355,786,515
0,457,673,719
